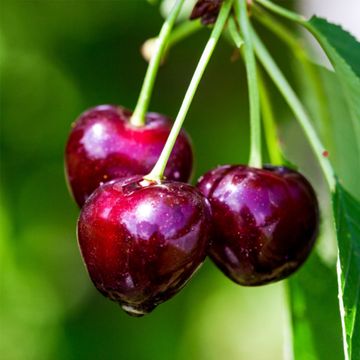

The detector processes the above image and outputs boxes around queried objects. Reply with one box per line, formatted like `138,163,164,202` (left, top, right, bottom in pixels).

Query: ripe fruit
197,165,319,285
65,105,193,207
77,176,212,316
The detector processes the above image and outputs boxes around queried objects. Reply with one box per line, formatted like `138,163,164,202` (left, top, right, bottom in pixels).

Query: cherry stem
252,28,336,191
235,0,262,168
227,17,244,48
130,0,185,127
258,72,283,165
145,0,234,182
253,0,306,24
142,20,203,63
253,5,333,149
169,19,203,49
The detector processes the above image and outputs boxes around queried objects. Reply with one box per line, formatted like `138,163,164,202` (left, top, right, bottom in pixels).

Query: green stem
227,17,244,48
258,72,283,165
142,20,203,64
169,19,203,48
253,0,306,24
252,28,336,191
252,5,302,50
235,0,262,168
145,0,234,181
131,0,185,127
252,5,332,144
142,20,203,63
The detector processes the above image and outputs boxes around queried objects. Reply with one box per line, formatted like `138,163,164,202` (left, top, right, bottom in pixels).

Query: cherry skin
77,176,212,316
197,165,319,286
65,105,193,207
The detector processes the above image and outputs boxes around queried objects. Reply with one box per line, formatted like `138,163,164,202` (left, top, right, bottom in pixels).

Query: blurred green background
0,1,342,359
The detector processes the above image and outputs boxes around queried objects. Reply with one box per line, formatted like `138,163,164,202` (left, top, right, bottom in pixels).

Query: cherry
65,105,193,207
77,176,212,316
197,165,319,285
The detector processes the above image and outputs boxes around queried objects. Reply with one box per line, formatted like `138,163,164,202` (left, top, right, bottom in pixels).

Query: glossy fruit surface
65,105,193,207
77,176,212,316
197,165,319,285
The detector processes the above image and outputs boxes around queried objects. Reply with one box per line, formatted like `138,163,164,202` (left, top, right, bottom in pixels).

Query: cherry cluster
65,105,319,316
64,0,321,317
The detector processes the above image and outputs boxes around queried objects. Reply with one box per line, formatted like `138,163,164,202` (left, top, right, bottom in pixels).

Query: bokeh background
0,1,358,359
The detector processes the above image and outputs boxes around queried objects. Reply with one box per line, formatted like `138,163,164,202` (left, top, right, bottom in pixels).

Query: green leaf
333,182,360,359
304,18,360,359
307,17,360,178
309,17,360,78
318,67,360,199
295,61,360,200
288,254,343,360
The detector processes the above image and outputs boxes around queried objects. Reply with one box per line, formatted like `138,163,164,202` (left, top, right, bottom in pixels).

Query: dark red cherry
197,165,319,285
65,105,193,207
77,176,212,316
